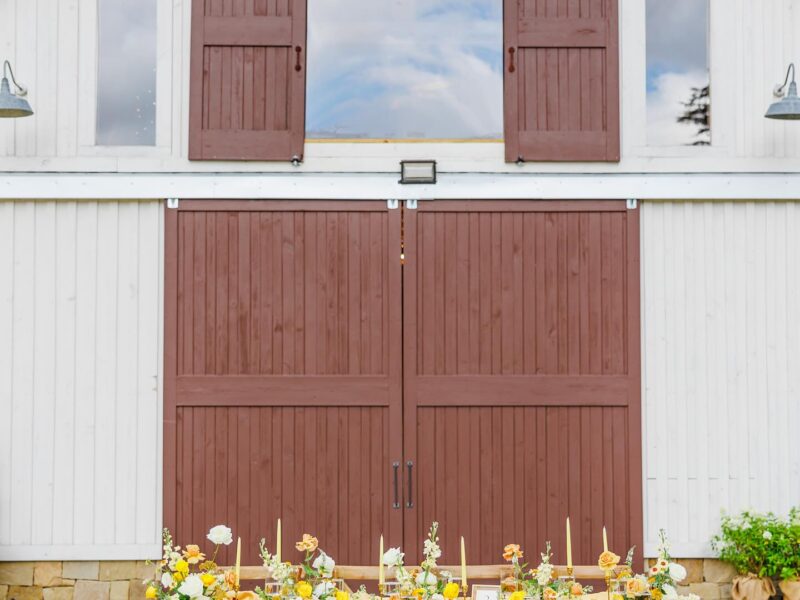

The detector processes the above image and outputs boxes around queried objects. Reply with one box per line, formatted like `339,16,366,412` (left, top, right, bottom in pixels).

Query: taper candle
276,519,282,563
460,536,467,589
602,526,608,552
566,517,572,570
235,537,241,587
379,535,385,586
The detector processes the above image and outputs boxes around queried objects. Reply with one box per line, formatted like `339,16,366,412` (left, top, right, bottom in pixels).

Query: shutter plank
504,0,619,162
189,0,306,161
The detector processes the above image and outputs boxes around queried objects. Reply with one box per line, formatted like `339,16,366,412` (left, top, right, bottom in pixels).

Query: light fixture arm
774,62,796,97
3,60,28,97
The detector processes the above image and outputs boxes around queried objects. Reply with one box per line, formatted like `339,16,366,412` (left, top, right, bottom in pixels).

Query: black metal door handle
392,462,400,509
406,461,414,508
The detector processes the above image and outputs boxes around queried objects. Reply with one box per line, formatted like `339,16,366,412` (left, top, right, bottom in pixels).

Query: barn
1,1,799,599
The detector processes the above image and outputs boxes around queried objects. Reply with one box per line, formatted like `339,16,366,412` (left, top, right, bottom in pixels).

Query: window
306,0,503,140
646,0,710,146
96,0,157,146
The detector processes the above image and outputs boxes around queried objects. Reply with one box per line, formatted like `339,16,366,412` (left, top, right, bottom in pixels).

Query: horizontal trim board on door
175,375,391,406
414,375,631,407
175,199,390,211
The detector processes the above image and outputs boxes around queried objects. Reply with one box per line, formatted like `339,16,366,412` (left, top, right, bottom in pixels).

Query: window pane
96,0,156,146
646,0,710,146
306,0,503,140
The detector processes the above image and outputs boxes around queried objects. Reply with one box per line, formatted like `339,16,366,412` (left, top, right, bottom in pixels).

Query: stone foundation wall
0,561,155,600
0,559,740,600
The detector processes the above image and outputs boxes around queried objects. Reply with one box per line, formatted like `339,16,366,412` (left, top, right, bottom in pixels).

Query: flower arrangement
609,531,691,600
144,525,238,600
501,542,590,600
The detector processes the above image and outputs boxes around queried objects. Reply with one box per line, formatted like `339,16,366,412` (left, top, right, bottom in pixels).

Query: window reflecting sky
646,0,710,146
96,0,156,146
306,0,503,139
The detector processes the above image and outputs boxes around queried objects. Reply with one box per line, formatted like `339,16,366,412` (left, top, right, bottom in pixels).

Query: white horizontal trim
644,542,715,559
0,544,162,561
1,172,800,200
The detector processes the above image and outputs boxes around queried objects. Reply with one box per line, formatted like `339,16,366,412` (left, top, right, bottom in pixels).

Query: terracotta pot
731,575,776,600
779,579,800,600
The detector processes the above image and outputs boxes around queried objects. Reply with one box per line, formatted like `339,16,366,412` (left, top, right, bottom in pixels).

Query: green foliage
711,509,800,579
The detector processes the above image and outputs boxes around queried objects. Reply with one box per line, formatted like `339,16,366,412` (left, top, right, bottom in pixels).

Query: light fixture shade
0,76,33,118
765,80,800,120
399,160,437,184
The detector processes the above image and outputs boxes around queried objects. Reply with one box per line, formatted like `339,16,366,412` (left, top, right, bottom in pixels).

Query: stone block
681,559,705,585
1,584,8,600
34,563,64,587
98,563,136,582
43,588,74,600
127,580,147,600
7,586,43,600
108,582,128,600
132,563,156,582
73,581,109,600
62,563,99,582
689,582,722,600
703,560,737,584
0,564,35,586
719,584,732,600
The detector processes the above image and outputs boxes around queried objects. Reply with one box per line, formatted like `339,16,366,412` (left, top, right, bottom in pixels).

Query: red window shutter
188,0,307,161
503,0,619,162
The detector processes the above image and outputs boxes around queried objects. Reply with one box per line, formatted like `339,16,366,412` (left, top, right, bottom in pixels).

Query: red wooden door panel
188,0,307,161
402,201,641,565
504,0,620,162
164,201,403,566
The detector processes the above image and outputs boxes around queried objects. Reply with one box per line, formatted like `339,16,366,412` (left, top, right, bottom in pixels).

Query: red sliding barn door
402,201,641,565
504,0,620,162
164,201,403,566
188,0,307,161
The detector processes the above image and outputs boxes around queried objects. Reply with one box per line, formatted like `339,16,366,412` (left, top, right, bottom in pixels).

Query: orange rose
184,544,206,565
570,583,584,597
224,570,238,588
295,534,319,552
503,544,523,561
598,550,621,571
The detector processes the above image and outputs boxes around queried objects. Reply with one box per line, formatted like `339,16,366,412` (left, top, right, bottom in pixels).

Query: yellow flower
443,583,460,599
201,573,217,587
336,591,351,600
175,559,190,575
612,594,625,600
651,589,663,600
184,544,206,565
296,581,313,599
625,578,647,597
145,586,158,599
412,589,425,599
544,588,557,600
503,544,523,561
509,591,526,600
172,571,185,583
597,551,620,571
295,534,319,553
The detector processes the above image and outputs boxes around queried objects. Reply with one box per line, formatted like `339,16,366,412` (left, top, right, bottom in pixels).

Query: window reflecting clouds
96,0,156,146
306,0,503,140
646,0,710,146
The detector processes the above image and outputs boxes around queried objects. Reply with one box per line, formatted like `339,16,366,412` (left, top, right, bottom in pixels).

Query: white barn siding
0,200,164,560
641,201,800,558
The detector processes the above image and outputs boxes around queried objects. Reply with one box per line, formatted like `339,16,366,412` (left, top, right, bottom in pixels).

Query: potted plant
777,509,800,600
711,511,780,600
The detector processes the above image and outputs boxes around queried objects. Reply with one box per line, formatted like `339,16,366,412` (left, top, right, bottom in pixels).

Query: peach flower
598,550,621,571
503,544,524,561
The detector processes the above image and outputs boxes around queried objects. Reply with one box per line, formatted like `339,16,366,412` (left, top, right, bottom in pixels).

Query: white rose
383,547,404,566
668,563,687,582
178,574,205,598
763,531,773,540
314,581,336,597
663,585,677,598
207,524,233,546
313,551,336,577
416,571,437,586
161,572,174,588
432,595,444,600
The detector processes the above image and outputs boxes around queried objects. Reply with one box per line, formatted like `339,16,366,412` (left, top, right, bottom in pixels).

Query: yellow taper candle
566,517,572,570
379,534,385,586
276,519,282,563
460,536,467,589
235,536,241,588
602,526,608,552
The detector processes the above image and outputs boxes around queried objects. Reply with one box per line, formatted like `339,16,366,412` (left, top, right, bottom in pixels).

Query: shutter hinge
626,198,638,209
291,155,301,167
405,199,418,209
387,199,399,209
166,198,179,209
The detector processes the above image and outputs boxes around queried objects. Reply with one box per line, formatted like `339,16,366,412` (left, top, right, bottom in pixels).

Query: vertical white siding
0,200,163,560
641,201,800,558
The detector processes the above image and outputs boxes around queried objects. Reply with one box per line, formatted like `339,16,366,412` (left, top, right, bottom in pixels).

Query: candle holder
604,570,612,600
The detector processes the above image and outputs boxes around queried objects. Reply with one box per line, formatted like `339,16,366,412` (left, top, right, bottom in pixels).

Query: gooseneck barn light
765,63,800,120
0,60,33,118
